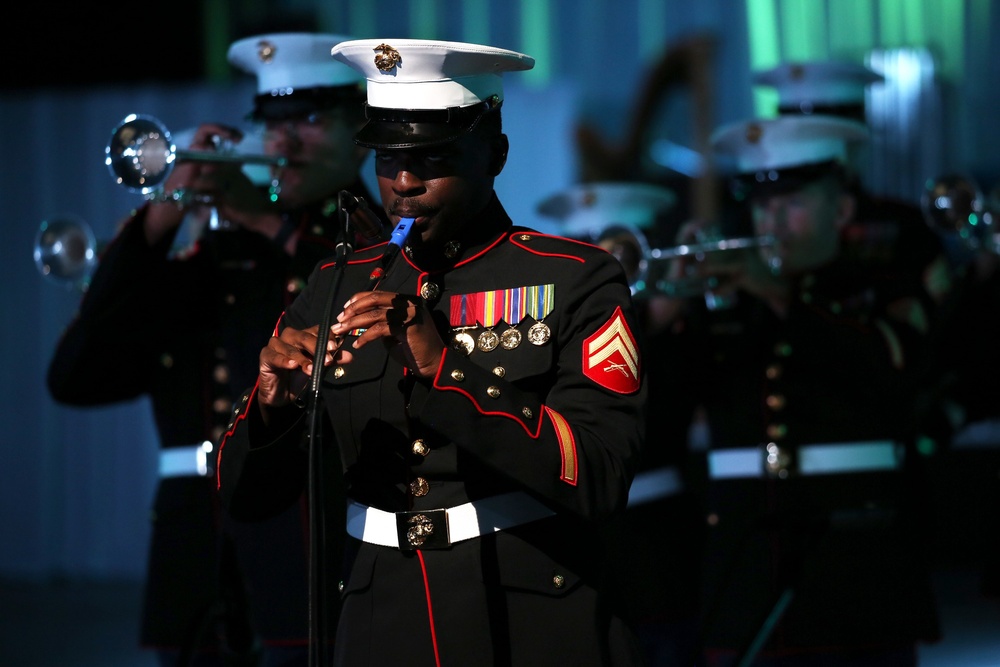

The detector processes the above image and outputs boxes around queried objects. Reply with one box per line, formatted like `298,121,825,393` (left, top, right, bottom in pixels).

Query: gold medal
451,329,476,355
477,329,500,352
500,327,522,350
528,321,551,345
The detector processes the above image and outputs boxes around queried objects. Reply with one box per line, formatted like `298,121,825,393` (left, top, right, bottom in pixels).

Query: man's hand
258,325,342,413
332,291,446,379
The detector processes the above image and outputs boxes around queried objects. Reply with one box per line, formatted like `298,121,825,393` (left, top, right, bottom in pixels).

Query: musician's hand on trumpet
668,218,791,316
144,123,249,244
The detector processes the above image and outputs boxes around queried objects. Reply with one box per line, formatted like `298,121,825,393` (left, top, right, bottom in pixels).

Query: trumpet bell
34,215,97,288
105,114,176,194
921,174,994,252
595,224,651,295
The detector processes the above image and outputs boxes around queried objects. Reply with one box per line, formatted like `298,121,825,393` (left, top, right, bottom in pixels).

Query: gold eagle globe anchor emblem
373,44,402,72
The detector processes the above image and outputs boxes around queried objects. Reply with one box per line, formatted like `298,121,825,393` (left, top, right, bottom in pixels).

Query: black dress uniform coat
217,194,647,666
47,180,381,657
652,239,942,658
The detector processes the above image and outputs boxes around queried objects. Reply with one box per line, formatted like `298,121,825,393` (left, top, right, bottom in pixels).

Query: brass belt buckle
396,508,450,550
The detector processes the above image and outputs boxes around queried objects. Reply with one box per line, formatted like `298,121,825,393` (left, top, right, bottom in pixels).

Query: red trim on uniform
509,232,603,261
416,550,443,667
216,378,260,490
319,246,386,271
432,349,545,437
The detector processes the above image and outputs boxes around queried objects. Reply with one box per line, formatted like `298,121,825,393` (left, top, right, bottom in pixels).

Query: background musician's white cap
330,39,534,149
536,181,676,238
711,115,869,194
753,60,884,122
227,32,365,121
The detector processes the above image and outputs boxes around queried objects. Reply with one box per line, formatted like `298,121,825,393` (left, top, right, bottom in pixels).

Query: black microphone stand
305,190,360,667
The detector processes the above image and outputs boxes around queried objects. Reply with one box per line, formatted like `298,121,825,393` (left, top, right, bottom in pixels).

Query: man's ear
489,135,509,176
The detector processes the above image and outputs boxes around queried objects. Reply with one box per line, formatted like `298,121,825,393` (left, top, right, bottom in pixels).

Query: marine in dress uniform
752,60,952,314
47,33,384,665
216,39,647,666
651,115,941,665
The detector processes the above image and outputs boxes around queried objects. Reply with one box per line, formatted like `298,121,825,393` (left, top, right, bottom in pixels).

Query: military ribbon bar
451,285,553,327
525,284,555,322
449,292,480,327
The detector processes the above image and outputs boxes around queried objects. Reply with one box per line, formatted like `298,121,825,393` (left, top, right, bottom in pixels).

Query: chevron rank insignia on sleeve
582,306,640,394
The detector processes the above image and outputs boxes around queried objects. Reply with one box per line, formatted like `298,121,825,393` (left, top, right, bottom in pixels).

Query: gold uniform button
552,574,565,589
522,407,533,419
333,366,346,379
420,282,440,301
410,477,430,497
443,240,461,258
411,439,429,457
492,366,505,378
487,386,501,398
765,364,782,380
519,234,532,241
766,423,788,439
766,394,786,411
451,369,465,382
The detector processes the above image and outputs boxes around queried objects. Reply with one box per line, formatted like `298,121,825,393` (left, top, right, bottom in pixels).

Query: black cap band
730,159,845,199
778,102,867,123
353,97,502,149
251,84,366,122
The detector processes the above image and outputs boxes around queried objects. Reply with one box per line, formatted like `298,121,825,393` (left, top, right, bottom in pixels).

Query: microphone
338,191,388,243
367,217,415,289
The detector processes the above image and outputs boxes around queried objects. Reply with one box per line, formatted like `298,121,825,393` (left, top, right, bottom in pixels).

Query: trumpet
34,215,99,290
105,114,288,195
921,174,998,255
595,224,776,298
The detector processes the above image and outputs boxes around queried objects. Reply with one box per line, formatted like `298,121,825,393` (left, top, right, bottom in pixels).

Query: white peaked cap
330,39,534,110
753,61,883,109
228,32,365,94
711,115,870,174
537,181,677,238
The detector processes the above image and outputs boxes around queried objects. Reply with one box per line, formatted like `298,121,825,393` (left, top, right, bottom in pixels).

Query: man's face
373,130,501,246
750,177,851,274
262,108,369,209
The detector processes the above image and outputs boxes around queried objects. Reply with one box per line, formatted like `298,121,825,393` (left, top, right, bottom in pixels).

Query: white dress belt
159,442,214,478
627,466,684,507
708,440,902,479
346,491,556,550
